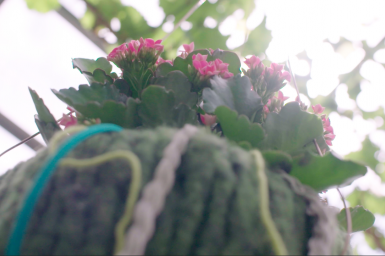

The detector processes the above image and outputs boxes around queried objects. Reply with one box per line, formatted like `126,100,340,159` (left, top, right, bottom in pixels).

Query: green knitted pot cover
0,127,341,255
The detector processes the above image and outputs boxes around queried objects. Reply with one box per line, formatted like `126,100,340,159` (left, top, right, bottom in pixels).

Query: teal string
5,124,123,255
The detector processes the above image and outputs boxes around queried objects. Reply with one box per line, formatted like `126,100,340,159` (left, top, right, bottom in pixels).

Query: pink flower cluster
179,42,195,59
244,55,291,82
107,38,164,67
156,57,173,65
59,107,77,129
311,104,335,146
263,91,289,117
192,53,233,79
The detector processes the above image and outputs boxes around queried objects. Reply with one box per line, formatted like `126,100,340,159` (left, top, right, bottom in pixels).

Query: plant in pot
0,38,374,255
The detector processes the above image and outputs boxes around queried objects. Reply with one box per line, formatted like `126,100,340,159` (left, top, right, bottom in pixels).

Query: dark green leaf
337,206,375,233
152,70,198,107
52,83,126,107
72,58,115,85
290,151,367,191
34,115,61,144
29,88,61,143
72,57,112,74
202,75,263,119
236,17,271,56
215,106,264,148
262,150,292,173
258,102,324,152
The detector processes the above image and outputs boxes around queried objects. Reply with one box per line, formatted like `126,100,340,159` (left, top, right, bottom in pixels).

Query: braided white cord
115,124,199,255
280,172,337,255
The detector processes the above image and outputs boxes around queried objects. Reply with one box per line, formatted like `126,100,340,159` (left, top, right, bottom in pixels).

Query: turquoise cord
5,124,123,255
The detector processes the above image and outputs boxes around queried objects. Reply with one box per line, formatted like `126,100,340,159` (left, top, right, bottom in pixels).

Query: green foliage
345,137,380,171
215,106,264,148
290,151,366,191
337,206,375,233
262,150,292,173
202,75,263,119
72,58,116,85
348,189,385,215
29,88,61,143
152,71,198,107
258,102,324,153
25,0,59,13
138,85,197,128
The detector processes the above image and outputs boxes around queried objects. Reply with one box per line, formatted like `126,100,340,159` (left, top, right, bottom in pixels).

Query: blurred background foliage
22,0,385,253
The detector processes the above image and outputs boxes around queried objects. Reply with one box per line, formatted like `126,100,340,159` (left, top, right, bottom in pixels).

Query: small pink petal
312,104,325,114
200,114,217,126
244,55,261,69
183,42,195,53
271,63,283,72
281,71,291,82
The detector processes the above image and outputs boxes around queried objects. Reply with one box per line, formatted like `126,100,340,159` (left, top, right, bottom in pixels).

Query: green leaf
72,58,115,85
25,0,59,12
348,189,385,215
202,75,263,119
258,102,324,152
290,151,367,191
152,71,198,107
29,88,61,143
72,57,112,74
337,206,375,233
262,150,292,173
138,85,197,127
52,83,126,107
211,49,241,75
215,106,264,148
34,116,61,144
345,137,380,171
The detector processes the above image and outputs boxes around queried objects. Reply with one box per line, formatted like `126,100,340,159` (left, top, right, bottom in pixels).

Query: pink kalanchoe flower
156,57,173,65
271,63,284,72
277,91,289,102
324,133,336,146
192,53,209,70
244,55,261,69
280,71,291,82
200,114,217,126
312,104,325,114
59,113,77,129
140,38,163,49
221,71,234,78
179,42,195,58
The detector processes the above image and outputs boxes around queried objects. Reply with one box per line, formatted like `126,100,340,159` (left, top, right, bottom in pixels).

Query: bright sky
0,0,385,254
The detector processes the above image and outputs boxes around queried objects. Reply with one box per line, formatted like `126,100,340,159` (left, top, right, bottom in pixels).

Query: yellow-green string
49,125,87,154
59,150,142,254
251,150,288,256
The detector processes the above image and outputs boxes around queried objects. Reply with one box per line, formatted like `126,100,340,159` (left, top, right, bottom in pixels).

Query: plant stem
0,111,73,158
337,188,352,256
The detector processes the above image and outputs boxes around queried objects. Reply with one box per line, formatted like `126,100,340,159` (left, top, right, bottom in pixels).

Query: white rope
115,124,199,255
280,172,337,255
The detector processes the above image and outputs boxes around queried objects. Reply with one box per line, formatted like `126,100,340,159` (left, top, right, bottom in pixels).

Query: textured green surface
0,128,326,255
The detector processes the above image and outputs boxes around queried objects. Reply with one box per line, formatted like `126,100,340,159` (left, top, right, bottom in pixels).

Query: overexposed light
353,115,377,140
375,116,384,128
246,7,264,30
233,9,245,20
226,30,246,49
375,150,385,162
162,21,174,33
335,83,357,111
370,130,385,150
360,59,385,84
374,49,385,63
356,80,383,112
204,16,217,29
166,15,175,22
329,112,363,155
181,21,192,31
110,17,121,32
289,56,310,76
208,0,217,3
306,77,339,98
98,28,110,38
104,32,117,44
121,0,165,27
59,0,86,19
218,15,237,36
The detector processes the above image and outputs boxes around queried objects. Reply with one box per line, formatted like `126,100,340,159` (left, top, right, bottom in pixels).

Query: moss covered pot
0,127,345,255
